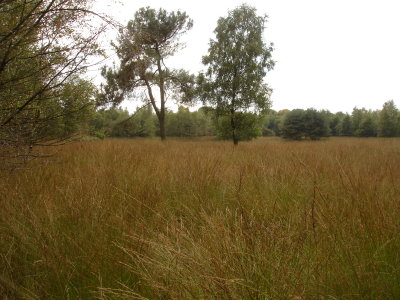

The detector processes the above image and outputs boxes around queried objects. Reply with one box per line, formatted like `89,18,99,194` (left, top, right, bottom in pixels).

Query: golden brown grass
1,137,399,299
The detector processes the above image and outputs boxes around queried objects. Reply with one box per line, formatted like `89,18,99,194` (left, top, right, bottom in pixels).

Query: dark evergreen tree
281,109,305,140
303,109,329,140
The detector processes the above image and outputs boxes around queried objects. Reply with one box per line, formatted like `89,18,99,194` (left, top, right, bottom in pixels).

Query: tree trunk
230,85,239,145
156,50,166,142
159,112,166,141
231,109,238,146
144,77,166,141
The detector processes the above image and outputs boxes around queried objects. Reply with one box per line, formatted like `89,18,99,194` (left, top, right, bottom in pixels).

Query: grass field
1,137,399,299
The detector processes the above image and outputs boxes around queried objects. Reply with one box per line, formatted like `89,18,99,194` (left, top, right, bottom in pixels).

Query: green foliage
303,109,330,140
0,0,109,168
111,106,157,138
351,107,366,136
90,107,130,137
339,114,353,136
281,109,329,140
166,107,194,137
216,112,262,141
351,107,379,137
0,3,104,124
59,78,96,136
281,109,305,140
358,116,377,137
262,110,282,136
165,106,215,137
99,7,193,140
90,106,157,138
92,131,106,140
192,108,216,136
329,112,345,136
134,106,158,137
378,100,399,137
200,4,274,144
90,106,215,138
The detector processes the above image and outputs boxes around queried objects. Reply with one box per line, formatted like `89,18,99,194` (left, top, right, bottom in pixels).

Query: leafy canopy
99,7,193,140
200,4,274,114
100,7,193,103
378,100,398,137
0,0,109,168
281,109,329,140
199,4,274,144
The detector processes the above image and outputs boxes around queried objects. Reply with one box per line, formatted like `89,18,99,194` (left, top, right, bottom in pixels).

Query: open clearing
1,138,399,299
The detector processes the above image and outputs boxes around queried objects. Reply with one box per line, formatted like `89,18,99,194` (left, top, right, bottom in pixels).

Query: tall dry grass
1,137,399,299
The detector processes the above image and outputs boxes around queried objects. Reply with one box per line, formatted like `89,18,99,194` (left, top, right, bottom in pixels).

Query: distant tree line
264,100,400,139
8,80,396,142
89,106,215,139
77,100,399,140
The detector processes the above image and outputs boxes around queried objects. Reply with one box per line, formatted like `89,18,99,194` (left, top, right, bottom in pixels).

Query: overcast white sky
95,0,400,113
